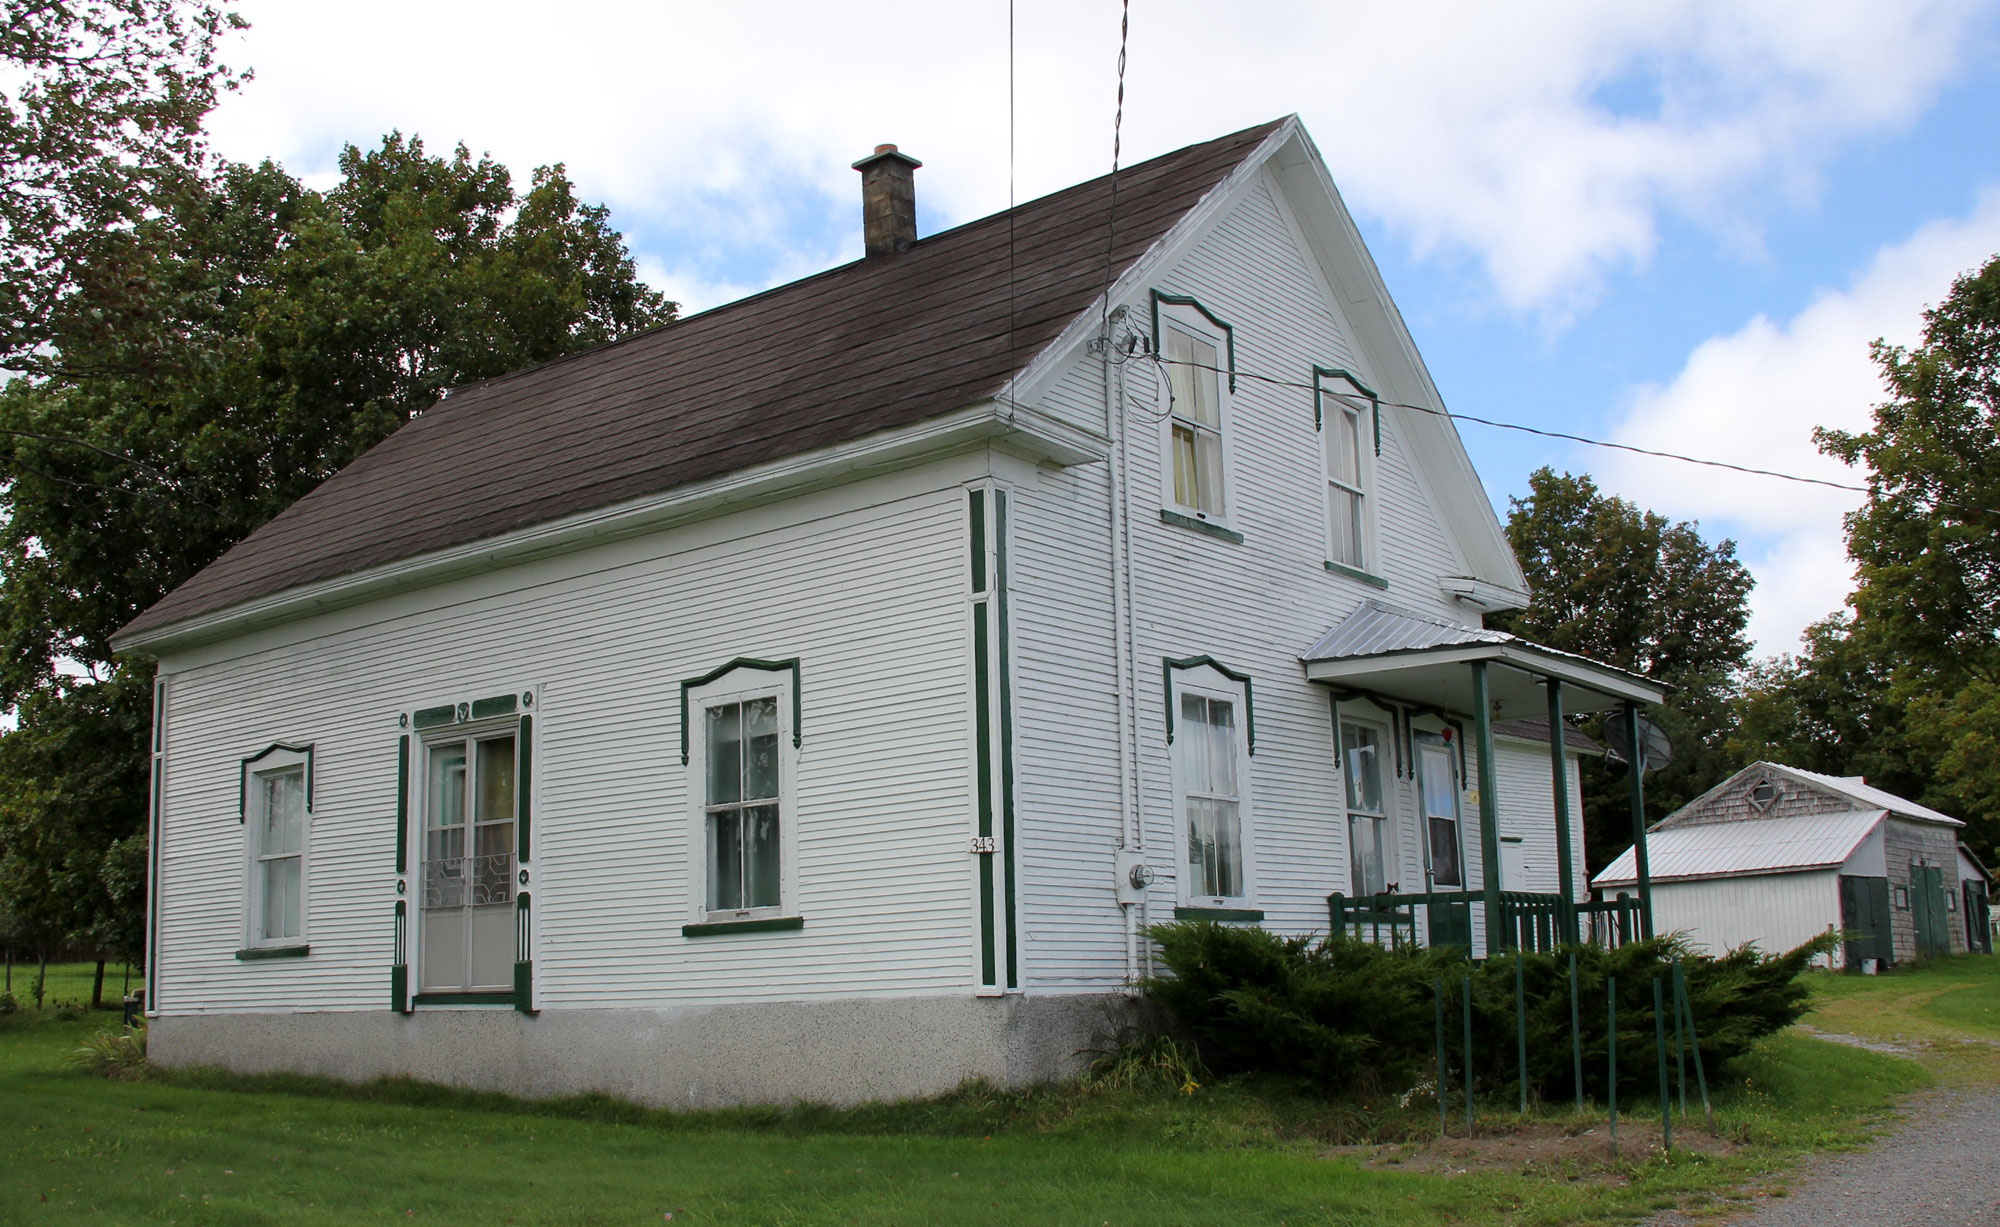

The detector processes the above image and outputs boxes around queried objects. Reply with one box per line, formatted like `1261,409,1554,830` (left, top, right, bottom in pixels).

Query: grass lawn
3,958,1991,1225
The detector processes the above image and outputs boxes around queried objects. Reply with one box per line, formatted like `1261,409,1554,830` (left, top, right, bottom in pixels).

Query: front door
1416,737,1470,950
1911,862,1950,959
421,732,518,994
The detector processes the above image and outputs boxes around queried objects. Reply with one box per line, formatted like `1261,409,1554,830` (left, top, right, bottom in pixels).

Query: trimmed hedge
1143,922,1830,1099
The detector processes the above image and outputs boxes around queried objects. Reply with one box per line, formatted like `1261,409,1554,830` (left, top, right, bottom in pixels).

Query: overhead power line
1140,353,2000,520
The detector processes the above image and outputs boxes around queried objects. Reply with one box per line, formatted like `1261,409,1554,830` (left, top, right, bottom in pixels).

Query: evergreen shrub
1143,921,1830,1100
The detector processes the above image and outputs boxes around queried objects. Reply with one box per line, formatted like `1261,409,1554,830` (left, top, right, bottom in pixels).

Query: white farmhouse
1593,761,1995,967
115,117,1668,1108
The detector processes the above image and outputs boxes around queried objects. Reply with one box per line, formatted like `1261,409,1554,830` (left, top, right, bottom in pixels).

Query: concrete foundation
148,992,1127,1109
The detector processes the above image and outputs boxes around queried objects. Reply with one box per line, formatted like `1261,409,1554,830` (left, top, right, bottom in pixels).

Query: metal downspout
1104,321,1144,990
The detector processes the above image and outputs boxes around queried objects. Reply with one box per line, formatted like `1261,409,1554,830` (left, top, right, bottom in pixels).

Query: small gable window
1325,398,1367,568
1165,324,1227,517
1748,778,1779,811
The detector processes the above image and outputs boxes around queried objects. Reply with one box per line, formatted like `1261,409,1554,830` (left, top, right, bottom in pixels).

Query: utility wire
1139,353,2000,519
1099,0,1130,337
1004,0,1017,410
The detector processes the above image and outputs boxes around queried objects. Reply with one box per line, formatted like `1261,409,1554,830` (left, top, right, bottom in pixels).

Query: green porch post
1473,661,1504,953
1624,703,1656,939
1548,679,1578,945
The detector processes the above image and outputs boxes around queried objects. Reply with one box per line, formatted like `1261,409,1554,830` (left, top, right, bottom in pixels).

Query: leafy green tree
1490,468,1756,871
0,135,675,965
1805,253,2000,861
1,0,246,374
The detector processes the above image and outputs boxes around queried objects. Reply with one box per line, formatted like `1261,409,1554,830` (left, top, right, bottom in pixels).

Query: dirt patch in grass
1328,1116,1741,1182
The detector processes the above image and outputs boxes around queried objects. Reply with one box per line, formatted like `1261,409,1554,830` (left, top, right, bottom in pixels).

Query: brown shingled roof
118,119,1287,642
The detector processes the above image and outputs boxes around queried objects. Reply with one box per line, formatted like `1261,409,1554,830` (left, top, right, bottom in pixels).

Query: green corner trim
680,657,802,764
680,916,806,937
1163,655,1256,755
969,488,988,594
390,963,408,1013
1173,906,1265,922
411,704,457,729
411,992,516,1007
235,944,310,960
996,487,1018,991
238,742,313,822
1323,560,1390,588
1150,289,1237,391
1159,509,1244,543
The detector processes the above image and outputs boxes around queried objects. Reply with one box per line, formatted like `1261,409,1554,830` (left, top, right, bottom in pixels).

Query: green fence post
1674,960,1713,1131
1672,957,1687,1117
1516,950,1529,1115
1653,976,1673,1151
1463,974,1475,1135
1569,950,1583,1112
1607,974,1618,1154
1435,976,1448,1137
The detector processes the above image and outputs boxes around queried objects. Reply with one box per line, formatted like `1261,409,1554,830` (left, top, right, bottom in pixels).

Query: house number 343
969,836,997,855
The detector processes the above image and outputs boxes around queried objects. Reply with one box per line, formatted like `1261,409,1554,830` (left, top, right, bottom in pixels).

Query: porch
1304,600,1668,956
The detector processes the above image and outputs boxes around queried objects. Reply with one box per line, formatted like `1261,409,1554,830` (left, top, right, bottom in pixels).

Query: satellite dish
1604,714,1674,773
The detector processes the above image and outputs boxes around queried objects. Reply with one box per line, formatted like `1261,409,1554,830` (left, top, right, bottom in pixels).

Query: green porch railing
1328,890,1646,953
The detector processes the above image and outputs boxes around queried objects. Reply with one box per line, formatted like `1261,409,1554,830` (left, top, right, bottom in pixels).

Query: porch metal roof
1593,808,1886,888
1299,600,1666,717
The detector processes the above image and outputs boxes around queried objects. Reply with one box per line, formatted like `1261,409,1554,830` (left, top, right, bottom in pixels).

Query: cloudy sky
204,0,2000,657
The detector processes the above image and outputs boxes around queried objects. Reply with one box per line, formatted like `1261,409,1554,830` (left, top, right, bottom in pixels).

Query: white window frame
1315,370,1378,573
1415,732,1467,889
1157,306,1236,527
242,745,311,950
1168,663,1255,908
685,669,800,925
1339,717,1391,898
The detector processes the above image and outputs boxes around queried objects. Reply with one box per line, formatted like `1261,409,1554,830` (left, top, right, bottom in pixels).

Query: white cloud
1601,188,2000,654
203,0,1996,313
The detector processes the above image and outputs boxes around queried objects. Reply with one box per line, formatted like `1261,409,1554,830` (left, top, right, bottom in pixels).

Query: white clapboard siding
1493,736,1592,901
1652,872,1842,965
1011,170,1500,986
154,468,984,1014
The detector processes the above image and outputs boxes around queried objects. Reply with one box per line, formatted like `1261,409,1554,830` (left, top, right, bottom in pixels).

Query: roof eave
113,399,1105,655
1302,641,1666,708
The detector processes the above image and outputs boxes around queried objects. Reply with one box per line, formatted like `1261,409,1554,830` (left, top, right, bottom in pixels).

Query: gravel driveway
1648,1086,2000,1227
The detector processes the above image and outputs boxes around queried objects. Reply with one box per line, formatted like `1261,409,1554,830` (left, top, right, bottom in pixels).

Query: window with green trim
1341,721,1389,897
1325,398,1369,568
1159,309,1232,522
244,747,310,948
1169,665,1254,906
686,666,798,924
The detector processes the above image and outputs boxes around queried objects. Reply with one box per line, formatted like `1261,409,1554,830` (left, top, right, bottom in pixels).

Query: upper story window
1316,368,1377,572
241,742,312,950
1326,400,1367,567
1165,325,1227,517
683,659,800,924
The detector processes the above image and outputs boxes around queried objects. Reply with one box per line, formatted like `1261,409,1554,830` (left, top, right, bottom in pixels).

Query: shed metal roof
116,120,1285,644
1593,808,1886,888
1301,599,1510,660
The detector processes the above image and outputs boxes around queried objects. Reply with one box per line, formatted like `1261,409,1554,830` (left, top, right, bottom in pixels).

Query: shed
1593,761,1981,968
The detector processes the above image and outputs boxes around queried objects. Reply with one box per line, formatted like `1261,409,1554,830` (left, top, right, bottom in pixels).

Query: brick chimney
852,144,922,257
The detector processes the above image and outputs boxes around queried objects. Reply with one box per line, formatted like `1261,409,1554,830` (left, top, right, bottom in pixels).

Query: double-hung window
1170,663,1253,905
1165,324,1227,517
244,747,310,948
685,662,798,924
420,729,517,993
1341,722,1388,897
1325,399,1367,568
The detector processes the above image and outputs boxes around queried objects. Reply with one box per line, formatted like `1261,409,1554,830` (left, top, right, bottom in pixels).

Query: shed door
1838,875,1892,970
1911,863,1950,959
1965,879,1992,956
